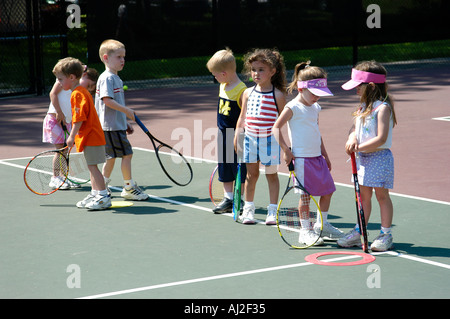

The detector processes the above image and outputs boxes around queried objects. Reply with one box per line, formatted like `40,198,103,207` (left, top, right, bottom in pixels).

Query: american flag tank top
245,86,279,137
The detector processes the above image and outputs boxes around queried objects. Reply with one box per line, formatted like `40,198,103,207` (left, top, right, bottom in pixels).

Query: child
43,65,99,190
273,61,344,245
95,39,148,200
206,48,247,213
338,60,397,252
234,48,286,225
52,57,111,210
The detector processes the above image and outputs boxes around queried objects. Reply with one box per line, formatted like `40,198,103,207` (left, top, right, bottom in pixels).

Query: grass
1,39,449,92
117,39,450,82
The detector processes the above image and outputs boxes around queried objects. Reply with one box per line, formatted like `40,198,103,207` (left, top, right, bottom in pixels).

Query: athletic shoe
212,198,233,214
299,229,324,246
86,194,112,210
49,176,70,190
370,233,394,252
76,193,96,208
242,202,256,224
265,205,277,225
66,179,81,189
315,222,344,240
121,183,149,201
337,228,363,248
104,177,111,196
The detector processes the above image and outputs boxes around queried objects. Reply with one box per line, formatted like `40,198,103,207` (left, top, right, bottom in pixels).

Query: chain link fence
1,0,449,97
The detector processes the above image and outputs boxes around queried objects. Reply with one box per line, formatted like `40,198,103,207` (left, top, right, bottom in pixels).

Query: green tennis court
1,147,449,300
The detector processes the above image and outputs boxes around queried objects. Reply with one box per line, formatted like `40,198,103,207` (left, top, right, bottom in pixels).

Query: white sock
318,211,328,224
300,219,311,230
124,179,135,190
98,189,108,196
381,226,392,234
224,192,233,200
244,201,254,208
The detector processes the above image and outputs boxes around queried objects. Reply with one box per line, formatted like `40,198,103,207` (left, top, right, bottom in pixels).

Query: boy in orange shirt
53,57,111,210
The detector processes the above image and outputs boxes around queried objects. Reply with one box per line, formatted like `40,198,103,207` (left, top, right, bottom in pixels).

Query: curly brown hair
243,48,287,93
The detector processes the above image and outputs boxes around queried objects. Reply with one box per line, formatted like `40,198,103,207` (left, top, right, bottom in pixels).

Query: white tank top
356,100,393,150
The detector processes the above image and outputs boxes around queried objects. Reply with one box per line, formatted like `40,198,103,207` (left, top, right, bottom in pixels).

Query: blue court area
0,147,449,302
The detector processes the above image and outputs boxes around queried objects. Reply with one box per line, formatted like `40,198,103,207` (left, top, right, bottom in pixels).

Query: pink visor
297,78,333,96
342,68,386,90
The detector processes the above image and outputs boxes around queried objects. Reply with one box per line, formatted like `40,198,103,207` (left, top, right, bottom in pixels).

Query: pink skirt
293,156,336,196
42,114,72,145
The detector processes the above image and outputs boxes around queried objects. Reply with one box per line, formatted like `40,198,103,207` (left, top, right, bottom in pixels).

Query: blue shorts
357,149,394,189
243,134,280,166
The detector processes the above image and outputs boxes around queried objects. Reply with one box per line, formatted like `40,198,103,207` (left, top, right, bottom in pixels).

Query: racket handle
350,152,357,174
134,115,149,133
288,160,295,172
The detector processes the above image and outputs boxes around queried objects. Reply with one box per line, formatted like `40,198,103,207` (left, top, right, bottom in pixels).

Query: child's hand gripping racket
276,160,323,249
350,152,369,253
134,114,193,186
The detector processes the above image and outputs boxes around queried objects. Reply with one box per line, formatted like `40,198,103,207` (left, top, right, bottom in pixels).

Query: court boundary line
1,147,449,207
77,251,449,299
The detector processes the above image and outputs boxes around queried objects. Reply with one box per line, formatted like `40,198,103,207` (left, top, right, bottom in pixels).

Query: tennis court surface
0,64,449,303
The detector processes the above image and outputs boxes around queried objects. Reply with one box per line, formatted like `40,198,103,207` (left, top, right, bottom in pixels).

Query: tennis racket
276,160,323,249
134,114,193,186
351,152,369,253
24,145,70,195
61,123,90,185
232,162,242,221
209,165,224,206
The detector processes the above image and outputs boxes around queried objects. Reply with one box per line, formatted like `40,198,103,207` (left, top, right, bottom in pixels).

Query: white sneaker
121,183,149,201
315,222,344,240
86,194,112,210
370,233,394,252
337,228,363,248
76,193,96,208
66,179,81,189
242,202,256,224
265,205,277,225
299,229,324,246
49,176,69,190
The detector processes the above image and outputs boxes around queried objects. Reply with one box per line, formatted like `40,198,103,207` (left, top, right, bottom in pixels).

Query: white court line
77,251,449,299
77,253,368,299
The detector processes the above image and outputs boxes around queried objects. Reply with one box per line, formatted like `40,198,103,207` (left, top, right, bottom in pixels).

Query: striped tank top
245,86,279,137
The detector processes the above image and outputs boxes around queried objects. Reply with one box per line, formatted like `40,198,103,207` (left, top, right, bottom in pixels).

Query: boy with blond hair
207,48,247,213
53,57,111,210
95,39,148,200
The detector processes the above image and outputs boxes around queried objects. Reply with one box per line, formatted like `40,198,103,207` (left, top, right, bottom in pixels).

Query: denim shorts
243,134,280,167
357,149,394,189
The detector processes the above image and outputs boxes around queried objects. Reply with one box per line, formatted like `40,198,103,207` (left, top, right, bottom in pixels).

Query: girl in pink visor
273,61,344,246
339,60,398,252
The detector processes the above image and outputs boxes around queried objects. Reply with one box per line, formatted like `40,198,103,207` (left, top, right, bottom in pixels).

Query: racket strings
277,187,321,248
157,145,192,186
25,151,69,195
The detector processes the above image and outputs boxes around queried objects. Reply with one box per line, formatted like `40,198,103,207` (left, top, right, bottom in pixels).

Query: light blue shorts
357,149,394,189
243,134,280,166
